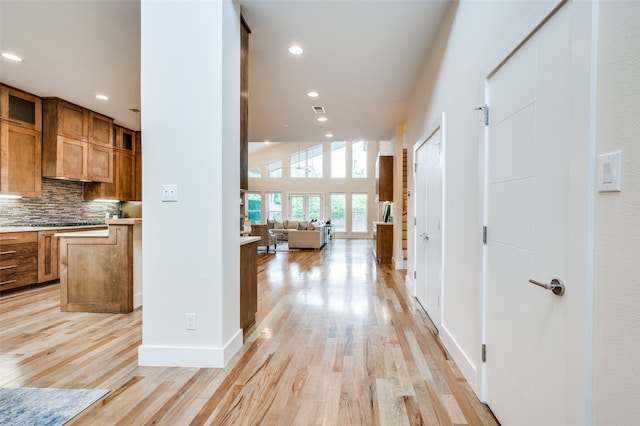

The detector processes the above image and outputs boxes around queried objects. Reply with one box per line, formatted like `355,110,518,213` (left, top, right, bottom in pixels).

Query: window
289,193,323,221
352,141,367,178
290,145,323,178
351,193,367,232
330,193,346,232
266,192,282,220
248,167,261,178
267,160,282,177
331,141,346,178
246,192,262,224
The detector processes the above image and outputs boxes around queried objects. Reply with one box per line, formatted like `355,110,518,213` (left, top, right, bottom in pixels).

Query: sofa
268,220,328,249
288,228,326,250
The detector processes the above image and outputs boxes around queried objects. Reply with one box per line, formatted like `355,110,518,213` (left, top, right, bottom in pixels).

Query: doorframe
412,113,446,328
478,1,597,422
287,192,324,221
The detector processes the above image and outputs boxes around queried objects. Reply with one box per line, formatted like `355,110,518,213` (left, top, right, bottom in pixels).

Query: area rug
0,387,109,426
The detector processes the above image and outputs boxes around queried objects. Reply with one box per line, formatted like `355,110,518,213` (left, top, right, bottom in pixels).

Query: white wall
406,0,547,391
408,0,640,421
247,141,378,238
138,0,242,368
592,1,640,423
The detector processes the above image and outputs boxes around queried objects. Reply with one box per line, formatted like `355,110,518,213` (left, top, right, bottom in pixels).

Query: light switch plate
161,184,178,202
597,151,622,192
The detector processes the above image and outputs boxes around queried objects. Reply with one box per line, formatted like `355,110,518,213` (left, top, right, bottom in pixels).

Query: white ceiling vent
312,105,326,114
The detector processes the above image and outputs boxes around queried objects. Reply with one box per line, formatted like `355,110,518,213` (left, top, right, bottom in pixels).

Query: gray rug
0,387,109,426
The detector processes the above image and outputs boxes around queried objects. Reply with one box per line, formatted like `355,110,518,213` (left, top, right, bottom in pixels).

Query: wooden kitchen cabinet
84,125,136,201
37,230,58,283
42,97,113,182
0,232,38,291
373,222,393,264
0,122,42,197
0,85,42,198
376,155,394,202
0,85,42,130
240,238,258,335
88,142,113,183
88,112,113,146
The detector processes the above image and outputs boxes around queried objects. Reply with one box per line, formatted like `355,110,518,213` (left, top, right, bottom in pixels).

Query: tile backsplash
0,178,121,227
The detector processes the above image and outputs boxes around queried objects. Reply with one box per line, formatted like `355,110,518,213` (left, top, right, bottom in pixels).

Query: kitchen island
240,236,260,337
57,218,141,313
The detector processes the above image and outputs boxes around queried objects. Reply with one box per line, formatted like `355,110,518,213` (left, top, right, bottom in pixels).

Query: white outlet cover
161,184,178,202
597,151,622,192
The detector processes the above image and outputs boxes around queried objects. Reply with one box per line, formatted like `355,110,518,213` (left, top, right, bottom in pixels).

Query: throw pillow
274,220,283,229
308,223,316,231
297,221,308,230
267,219,274,229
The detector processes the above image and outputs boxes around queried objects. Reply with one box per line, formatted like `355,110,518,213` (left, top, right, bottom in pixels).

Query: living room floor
0,239,497,425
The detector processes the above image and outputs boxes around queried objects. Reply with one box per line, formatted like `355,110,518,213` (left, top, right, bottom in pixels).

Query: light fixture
2,52,23,62
288,45,303,55
317,117,327,122
265,141,270,145
307,91,318,98
95,94,109,101
0,194,23,199
325,133,333,138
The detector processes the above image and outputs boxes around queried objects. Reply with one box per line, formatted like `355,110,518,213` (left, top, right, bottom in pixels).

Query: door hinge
475,104,489,126
414,270,417,279
414,217,417,226
483,226,488,244
482,344,487,362
414,163,418,173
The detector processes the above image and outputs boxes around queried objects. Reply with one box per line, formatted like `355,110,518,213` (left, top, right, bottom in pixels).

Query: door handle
528,278,565,296
419,233,430,240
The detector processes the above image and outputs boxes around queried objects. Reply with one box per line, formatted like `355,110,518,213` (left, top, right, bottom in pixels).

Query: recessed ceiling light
325,133,333,138
317,117,327,122
265,141,270,144
2,52,23,62
95,94,109,101
288,45,303,55
283,124,289,127
307,91,318,98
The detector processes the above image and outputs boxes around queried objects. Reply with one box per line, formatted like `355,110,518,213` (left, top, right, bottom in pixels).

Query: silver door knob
419,233,430,240
528,278,565,296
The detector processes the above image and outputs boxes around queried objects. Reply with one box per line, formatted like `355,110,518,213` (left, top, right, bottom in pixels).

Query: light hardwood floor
0,239,498,425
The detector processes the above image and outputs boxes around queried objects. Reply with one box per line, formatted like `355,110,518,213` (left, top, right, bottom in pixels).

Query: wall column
138,0,242,367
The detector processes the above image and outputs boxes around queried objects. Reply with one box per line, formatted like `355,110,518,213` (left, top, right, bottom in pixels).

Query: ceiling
0,0,451,143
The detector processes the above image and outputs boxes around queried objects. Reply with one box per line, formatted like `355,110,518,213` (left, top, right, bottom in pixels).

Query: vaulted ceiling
0,0,450,143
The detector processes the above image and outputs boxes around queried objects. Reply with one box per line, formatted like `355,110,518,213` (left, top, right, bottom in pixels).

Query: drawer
0,253,37,290
0,243,38,260
0,232,37,244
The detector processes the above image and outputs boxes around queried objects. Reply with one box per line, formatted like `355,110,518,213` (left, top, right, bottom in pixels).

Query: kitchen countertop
55,229,109,238
0,224,109,233
241,236,260,246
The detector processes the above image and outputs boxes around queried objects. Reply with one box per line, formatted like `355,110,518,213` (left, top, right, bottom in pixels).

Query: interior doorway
413,117,444,328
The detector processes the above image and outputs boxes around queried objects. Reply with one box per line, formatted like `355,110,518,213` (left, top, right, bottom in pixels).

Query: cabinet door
57,101,88,140
0,122,42,197
38,230,59,282
58,136,88,180
0,85,42,130
117,150,135,201
89,112,113,146
88,144,113,183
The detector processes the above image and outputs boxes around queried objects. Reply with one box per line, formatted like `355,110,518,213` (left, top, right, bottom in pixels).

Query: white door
484,5,582,425
413,124,443,327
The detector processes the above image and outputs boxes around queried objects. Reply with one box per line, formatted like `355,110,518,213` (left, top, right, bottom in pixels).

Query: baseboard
133,292,142,309
138,328,243,368
439,323,479,395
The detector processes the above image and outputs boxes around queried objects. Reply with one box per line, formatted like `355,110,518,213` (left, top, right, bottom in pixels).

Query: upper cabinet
84,124,140,202
0,85,42,197
376,155,394,202
42,97,113,182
